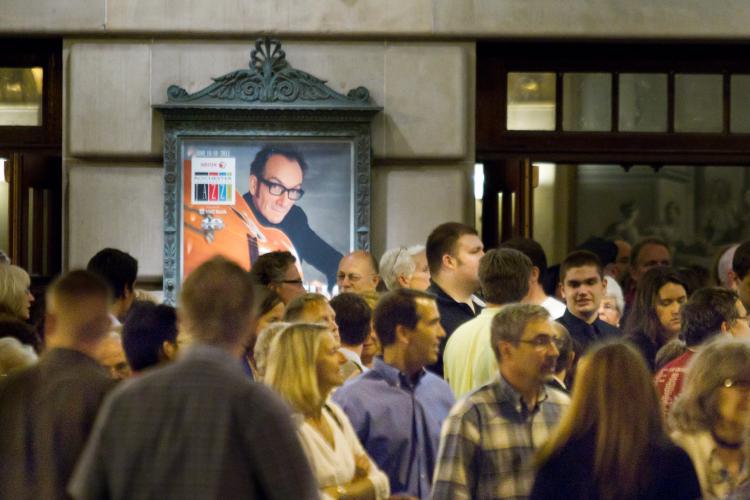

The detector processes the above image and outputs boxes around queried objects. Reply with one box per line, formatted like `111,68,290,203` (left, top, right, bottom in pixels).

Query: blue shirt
333,357,455,499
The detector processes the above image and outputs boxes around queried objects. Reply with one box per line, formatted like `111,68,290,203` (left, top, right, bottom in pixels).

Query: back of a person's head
552,322,574,374
479,248,532,305
46,270,112,344
283,293,327,322
253,321,290,380
87,248,138,299
559,250,603,283
538,341,663,497
179,256,254,346
577,237,618,267
122,301,177,371
654,339,688,371
329,293,371,347
249,251,296,286
425,222,477,276
500,237,548,281
681,287,739,347
265,322,328,415
733,240,750,281
373,288,434,347
0,264,30,318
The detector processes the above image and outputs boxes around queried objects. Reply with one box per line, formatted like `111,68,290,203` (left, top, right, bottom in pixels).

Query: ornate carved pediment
166,38,372,108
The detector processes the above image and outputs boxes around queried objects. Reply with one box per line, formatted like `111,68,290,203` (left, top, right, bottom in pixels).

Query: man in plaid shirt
431,304,570,499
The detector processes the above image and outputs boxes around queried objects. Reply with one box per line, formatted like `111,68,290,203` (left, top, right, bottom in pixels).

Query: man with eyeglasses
242,145,343,289
337,250,381,294
432,303,569,500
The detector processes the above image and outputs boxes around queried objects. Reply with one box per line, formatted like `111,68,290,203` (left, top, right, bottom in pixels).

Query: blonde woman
531,341,700,499
0,264,34,321
266,323,389,500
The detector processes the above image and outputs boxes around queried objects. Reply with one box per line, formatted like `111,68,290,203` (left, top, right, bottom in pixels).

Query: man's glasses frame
260,178,305,201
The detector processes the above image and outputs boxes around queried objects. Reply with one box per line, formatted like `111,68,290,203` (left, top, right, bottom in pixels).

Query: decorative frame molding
155,38,381,304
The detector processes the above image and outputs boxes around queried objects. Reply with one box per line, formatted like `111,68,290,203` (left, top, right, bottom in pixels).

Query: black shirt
530,433,701,500
426,280,483,377
557,309,619,356
243,192,343,287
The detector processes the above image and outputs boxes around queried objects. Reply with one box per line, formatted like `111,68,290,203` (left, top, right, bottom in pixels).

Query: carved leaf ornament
167,38,371,106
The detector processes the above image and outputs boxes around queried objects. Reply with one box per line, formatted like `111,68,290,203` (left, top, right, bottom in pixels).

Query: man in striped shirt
432,304,570,499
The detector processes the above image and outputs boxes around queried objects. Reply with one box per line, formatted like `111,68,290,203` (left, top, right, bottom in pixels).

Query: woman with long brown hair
625,267,688,370
531,341,700,500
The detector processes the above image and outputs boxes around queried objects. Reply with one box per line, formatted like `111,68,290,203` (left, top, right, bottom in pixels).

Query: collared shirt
443,306,503,398
339,347,368,380
556,308,619,355
427,280,484,377
432,375,570,500
333,357,455,499
69,343,317,500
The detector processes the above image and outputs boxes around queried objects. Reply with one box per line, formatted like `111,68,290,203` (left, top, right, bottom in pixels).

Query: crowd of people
3,226,750,498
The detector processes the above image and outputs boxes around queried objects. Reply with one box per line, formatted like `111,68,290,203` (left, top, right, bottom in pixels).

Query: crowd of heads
7,223,750,499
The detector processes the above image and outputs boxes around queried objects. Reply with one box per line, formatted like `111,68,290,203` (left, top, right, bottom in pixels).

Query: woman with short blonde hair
0,264,33,320
266,323,389,499
532,341,700,499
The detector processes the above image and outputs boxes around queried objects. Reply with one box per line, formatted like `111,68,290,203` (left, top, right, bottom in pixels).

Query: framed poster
156,38,381,304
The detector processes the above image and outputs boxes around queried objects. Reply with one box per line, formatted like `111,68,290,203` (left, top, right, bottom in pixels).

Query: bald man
337,250,381,294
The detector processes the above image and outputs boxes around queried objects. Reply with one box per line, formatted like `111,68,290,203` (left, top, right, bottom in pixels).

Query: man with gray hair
443,248,533,397
69,257,317,500
379,245,431,291
433,304,569,499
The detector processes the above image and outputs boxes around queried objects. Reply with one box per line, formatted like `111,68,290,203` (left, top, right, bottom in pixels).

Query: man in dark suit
557,250,619,357
0,270,116,500
69,256,317,500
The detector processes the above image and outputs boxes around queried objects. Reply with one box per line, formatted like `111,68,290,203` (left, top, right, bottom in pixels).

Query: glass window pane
562,73,612,131
731,75,750,133
507,72,556,131
675,74,723,133
0,67,43,126
619,73,667,132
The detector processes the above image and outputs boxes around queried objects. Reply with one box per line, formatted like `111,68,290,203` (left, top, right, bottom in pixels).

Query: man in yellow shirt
443,248,533,398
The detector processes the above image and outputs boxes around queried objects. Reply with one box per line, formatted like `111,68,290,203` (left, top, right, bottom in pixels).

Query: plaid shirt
431,375,569,500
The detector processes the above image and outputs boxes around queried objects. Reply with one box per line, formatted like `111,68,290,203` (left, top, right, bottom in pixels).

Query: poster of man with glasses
182,141,347,292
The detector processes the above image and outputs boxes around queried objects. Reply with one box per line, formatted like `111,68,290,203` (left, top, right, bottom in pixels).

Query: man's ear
720,320,730,334
372,274,381,288
442,253,456,271
395,324,410,345
249,174,259,195
44,312,56,341
531,267,540,283
161,340,178,361
498,340,513,360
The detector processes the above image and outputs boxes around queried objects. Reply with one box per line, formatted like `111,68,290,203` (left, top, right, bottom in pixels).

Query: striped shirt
431,375,570,500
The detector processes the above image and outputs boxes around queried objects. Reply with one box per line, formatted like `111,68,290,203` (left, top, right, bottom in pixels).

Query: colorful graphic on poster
191,157,236,205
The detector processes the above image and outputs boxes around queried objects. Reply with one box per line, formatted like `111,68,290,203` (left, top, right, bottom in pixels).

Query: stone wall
63,39,474,275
